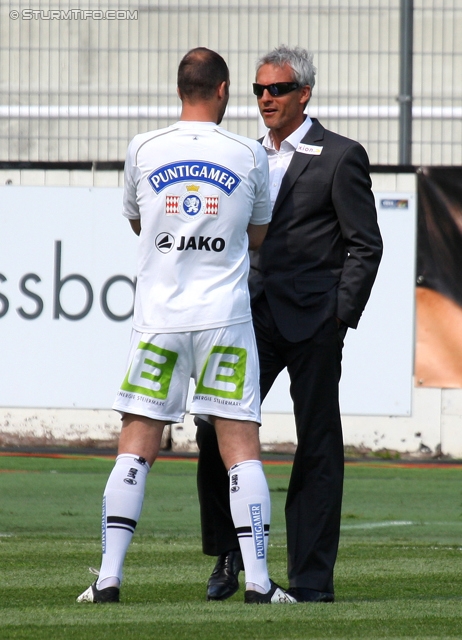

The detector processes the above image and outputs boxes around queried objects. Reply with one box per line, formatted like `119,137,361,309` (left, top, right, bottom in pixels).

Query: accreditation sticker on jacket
296,143,323,155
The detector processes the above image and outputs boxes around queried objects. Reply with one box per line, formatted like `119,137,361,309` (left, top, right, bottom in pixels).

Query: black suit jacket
250,118,383,342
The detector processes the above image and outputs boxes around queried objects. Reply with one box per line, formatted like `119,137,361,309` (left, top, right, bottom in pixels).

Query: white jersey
123,121,271,333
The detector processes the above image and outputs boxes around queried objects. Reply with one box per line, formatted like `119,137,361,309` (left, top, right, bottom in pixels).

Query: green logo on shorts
121,342,178,399
196,346,247,399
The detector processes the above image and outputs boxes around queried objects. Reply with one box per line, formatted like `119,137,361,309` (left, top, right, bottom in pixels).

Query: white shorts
112,321,261,424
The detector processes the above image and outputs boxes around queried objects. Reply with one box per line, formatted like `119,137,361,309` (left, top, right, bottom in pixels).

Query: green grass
1,455,462,639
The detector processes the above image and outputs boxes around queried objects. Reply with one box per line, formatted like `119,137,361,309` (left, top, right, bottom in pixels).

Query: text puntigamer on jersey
148,161,241,195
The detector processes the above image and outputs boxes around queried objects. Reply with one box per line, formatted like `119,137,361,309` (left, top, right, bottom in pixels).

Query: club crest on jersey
166,185,219,222
148,160,241,195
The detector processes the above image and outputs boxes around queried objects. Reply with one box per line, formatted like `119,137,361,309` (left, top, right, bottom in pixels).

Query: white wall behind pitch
0,186,137,408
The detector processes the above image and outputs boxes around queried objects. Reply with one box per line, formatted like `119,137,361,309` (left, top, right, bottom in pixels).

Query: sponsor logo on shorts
120,342,178,400
249,503,265,559
196,346,247,399
148,161,241,195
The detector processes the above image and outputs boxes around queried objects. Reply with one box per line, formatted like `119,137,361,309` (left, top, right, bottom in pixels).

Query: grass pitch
1,454,462,639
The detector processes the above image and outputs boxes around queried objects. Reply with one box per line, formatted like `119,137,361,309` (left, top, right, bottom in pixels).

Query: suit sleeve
332,143,383,328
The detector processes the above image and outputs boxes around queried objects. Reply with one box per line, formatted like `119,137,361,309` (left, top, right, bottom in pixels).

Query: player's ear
217,80,228,100
177,87,183,101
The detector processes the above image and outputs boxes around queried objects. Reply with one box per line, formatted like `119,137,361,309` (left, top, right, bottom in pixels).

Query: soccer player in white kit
77,48,295,605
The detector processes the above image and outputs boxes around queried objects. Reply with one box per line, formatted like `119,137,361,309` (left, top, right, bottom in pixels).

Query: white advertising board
0,187,415,415
0,187,137,408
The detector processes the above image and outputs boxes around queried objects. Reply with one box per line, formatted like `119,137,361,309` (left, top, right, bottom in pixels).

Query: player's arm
122,136,142,235
247,145,271,250
247,223,268,250
129,219,141,235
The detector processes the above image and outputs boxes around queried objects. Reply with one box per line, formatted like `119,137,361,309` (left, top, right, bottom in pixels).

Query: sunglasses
252,82,300,97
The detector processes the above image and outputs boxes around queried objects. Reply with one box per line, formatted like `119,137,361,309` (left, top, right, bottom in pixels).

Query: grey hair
256,45,316,90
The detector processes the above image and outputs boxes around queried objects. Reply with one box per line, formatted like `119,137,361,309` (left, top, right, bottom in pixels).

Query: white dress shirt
261,116,312,209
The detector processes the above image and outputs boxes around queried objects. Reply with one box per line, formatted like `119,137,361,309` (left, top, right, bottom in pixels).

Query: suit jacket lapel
272,118,325,215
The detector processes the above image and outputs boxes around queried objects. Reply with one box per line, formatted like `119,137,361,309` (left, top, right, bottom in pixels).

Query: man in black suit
196,45,383,603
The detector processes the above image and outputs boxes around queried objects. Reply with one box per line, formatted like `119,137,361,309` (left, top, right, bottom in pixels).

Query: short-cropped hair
178,47,229,101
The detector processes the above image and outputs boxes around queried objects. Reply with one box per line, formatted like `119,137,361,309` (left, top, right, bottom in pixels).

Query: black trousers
196,294,345,592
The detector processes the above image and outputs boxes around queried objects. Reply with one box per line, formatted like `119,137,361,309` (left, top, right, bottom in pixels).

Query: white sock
96,453,150,590
228,460,271,594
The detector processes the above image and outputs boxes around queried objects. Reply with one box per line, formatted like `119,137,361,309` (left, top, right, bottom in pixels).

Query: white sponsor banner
0,187,415,416
339,193,416,415
0,187,137,408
